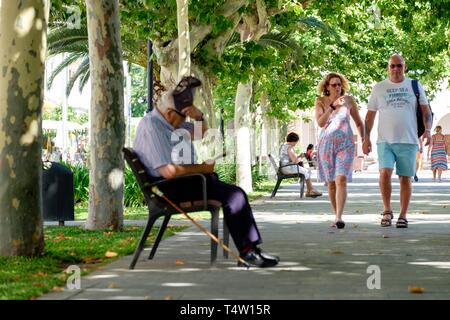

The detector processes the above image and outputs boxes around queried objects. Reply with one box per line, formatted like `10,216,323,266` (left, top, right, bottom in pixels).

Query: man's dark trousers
157,173,262,252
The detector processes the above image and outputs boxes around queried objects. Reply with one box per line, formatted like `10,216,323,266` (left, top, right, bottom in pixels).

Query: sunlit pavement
41,170,450,300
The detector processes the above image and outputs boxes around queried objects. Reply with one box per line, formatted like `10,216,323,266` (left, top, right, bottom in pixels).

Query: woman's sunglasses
329,83,342,87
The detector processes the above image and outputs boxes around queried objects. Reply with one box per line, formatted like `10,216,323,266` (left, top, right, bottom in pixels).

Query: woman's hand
332,96,347,108
362,138,372,155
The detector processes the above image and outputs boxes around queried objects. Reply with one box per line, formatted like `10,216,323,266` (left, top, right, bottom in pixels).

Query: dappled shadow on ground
40,172,450,300
44,219,450,300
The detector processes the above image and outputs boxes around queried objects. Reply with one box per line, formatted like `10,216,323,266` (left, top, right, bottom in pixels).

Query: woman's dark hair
307,144,314,150
286,132,299,142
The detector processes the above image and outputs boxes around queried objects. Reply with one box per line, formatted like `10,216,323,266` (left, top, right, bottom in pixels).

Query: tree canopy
49,0,449,120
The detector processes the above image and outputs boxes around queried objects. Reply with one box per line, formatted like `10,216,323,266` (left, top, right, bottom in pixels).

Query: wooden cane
151,186,250,268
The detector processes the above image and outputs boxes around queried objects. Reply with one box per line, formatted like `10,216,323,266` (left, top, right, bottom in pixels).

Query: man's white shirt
368,77,428,144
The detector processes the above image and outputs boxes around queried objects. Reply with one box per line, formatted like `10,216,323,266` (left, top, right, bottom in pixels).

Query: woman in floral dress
315,73,364,229
428,125,448,182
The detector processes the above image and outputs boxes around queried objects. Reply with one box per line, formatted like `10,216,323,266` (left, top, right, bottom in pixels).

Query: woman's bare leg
335,175,347,222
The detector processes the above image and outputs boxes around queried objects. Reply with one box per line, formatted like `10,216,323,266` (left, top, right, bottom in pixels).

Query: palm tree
226,16,341,67
47,26,90,96
47,25,145,96
47,15,337,97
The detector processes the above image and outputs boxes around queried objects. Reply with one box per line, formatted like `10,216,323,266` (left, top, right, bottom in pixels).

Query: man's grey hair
157,91,176,113
388,53,405,63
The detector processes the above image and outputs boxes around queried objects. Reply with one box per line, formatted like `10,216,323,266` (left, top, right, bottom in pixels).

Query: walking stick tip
151,186,163,197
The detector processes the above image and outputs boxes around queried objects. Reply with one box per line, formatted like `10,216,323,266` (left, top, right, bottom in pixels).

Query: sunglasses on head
173,76,202,94
172,76,202,112
389,63,403,69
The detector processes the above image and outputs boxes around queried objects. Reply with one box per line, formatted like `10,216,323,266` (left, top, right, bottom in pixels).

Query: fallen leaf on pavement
105,251,118,258
83,257,103,264
175,259,185,265
108,283,117,289
52,286,65,292
408,286,425,294
33,283,45,287
331,251,344,255
382,235,389,238
164,295,173,300
83,257,93,264
53,233,72,242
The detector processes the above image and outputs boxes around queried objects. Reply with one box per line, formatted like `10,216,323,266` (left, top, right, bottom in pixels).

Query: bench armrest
147,173,208,210
279,163,300,173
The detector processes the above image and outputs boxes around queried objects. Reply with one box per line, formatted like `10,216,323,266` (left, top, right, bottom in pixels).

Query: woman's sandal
396,217,408,228
380,211,394,227
336,220,345,229
331,220,345,229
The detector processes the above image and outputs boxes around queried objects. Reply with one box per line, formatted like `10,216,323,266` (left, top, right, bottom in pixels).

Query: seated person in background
133,76,279,268
305,144,316,168
279,132,322,198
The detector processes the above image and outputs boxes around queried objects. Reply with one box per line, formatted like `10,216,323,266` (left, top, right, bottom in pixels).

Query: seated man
279,133,322,197
133,76,279,268
305,144,316,169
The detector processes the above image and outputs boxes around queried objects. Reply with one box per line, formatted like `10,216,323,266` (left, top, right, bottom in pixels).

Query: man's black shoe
238,249,279,268
255,247,280,262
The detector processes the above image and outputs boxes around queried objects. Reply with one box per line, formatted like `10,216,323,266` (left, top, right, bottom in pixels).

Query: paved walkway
41,171,450,300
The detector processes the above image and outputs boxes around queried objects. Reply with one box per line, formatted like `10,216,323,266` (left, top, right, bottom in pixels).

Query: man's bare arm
421,104,432,146
365,111,376,138
158,163,214,179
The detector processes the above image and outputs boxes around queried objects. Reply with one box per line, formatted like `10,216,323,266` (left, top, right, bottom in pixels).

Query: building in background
43,55,134,163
